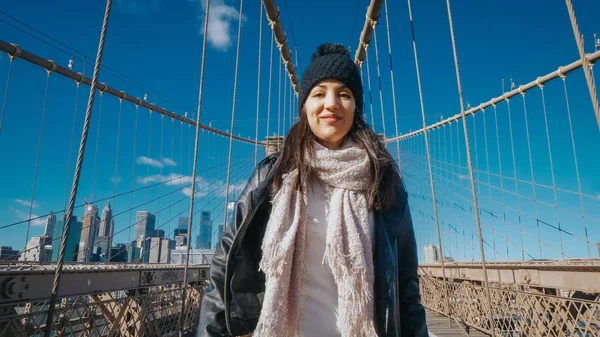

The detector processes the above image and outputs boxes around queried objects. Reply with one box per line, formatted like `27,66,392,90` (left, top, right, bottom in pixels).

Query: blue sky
0,0,599,262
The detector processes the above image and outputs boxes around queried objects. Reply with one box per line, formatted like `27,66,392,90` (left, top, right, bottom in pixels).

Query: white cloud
458,174,469,180
192,0,243,51
13,209,46,227
182,186,209,198
12,199,38,208
162,158,177,167
136,156,164,168
110,177,123,183
117,0,160,15
137,173,197,186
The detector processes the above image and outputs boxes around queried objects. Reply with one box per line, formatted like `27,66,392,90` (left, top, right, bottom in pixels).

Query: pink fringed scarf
254,140,378,337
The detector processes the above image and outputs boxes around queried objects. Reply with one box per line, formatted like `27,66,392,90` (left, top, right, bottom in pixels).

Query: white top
299,179,375,337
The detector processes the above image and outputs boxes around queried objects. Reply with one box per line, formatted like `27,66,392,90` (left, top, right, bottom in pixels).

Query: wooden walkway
427,310,489,337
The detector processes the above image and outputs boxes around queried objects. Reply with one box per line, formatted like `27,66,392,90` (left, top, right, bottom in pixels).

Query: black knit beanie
298,43,363,115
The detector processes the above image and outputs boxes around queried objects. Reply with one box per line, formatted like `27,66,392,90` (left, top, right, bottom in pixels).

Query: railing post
44,1,113,336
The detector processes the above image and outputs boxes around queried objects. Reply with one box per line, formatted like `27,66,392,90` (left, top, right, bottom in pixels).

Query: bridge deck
427,310,489,337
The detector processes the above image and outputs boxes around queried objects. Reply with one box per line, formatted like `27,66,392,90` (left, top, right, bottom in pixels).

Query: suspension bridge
0,0,599,336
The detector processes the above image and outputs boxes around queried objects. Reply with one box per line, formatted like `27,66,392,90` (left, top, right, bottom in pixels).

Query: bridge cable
147,109,154,205
371,24,387,137
129,105,140,251
108,97,123,262
155,113,166,261
277,56,282,137
382,0,401,168
63,82,81,210
266,32,274,138
24,71,51,257
560,77,593,257
45,0,113,334
539,85,565,258
168,117,175,248
564,0,600,130
364,51,376,128
444,1,496,335
255,2,264,166
404,2,450,317
283,64,287,135
505,95,526,261
180,0,211,333
90,91,104,203
0,55,14,136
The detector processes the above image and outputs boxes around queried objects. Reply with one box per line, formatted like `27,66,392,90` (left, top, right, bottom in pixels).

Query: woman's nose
324,93,340,111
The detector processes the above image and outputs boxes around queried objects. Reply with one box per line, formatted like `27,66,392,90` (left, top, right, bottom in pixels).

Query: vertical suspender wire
223,0,244,232
283,67,287,136
371,25,387,138
129,105,139,256
560,76,591,257
90,91,104,203
454,119,462,259
180,0,210,334
277,57,282,137
25,71,51,256
156,114,165,251
179,119,183,221
480,109,499,262
564,0,600,129
519,98,543,259
266,32,274,138
491,104,506,261
406,0,450,317
63,83,81,209
0,55,14,136
504,98,520,260
109,98,123,263
448,121,459,260
146,110,153,207
254,2,263,166
470,114,482,261
383,0,401,168
365,50,376,129
168,118,175,248
445,1,496,335
538,84,565,258
45,1,112,335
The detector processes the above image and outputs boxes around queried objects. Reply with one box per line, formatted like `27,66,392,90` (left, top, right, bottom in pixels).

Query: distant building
153,229,165,238
170,247,214,265
93,236,111,260
127,241,141,263
77,204,100,262
424,245,441,264
160,239,174,264
134,211,156,241
20,235,52,262
148,237,162,263
51,216,82,262
175,235,187,247
110,243,128,263
174,217,188,237
44,213,56,239
197,211,212,249
0,246,20,261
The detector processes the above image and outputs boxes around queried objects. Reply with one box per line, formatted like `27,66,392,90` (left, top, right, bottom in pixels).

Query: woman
198,43,428,337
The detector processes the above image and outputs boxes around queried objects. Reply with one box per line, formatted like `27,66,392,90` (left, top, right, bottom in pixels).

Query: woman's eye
340,93,351,98
312,92,325,97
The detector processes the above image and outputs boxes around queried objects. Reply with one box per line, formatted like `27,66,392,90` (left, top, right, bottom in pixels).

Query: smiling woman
197,43,428,337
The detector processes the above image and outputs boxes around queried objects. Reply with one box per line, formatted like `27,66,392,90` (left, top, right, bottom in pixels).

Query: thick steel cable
560,77,591,257
179,0,210,333
383,0,401,168
63,83,81,210
406,0,451,317
539,86,565,258
108,98,123,263
266,32,274,138
24,72,51,255
371,26,387,137
255,2,264,166
365,51,376,128
44,0,112,334
222,0,244,238
564,0,600,129
445,1,495,335
90,91,104,202
0,56,14,136
283,66,287,135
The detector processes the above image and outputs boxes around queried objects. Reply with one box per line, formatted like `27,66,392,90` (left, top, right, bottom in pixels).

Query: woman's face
304,79,355,149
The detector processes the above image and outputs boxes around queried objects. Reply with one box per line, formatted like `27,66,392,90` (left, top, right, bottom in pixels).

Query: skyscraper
98,202,114,237
44,213,56,239
174,217,188,237
52,216,82,262
134,211,156,241
197,211,212,249
424,245,441,264
78,204,100,262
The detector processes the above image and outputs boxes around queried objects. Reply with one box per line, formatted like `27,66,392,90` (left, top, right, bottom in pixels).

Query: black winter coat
197,154,428,337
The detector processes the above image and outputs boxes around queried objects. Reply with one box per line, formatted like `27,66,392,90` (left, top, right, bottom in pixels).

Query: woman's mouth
320,114,342,123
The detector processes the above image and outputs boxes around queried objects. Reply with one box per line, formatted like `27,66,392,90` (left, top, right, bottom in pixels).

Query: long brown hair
271,105,402,212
